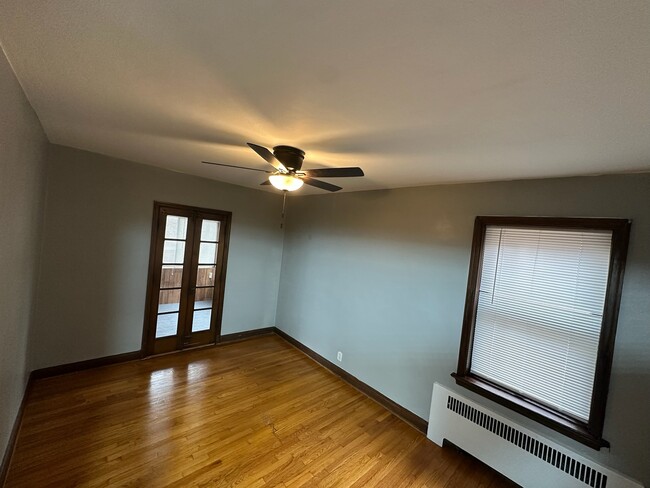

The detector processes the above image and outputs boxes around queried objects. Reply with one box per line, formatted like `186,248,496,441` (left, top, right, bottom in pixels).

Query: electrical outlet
337,351,343,362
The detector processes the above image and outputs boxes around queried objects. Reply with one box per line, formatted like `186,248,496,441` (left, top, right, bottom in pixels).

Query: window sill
451,373,609,450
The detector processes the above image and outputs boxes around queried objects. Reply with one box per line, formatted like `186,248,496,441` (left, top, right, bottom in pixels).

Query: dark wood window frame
452,216,631,450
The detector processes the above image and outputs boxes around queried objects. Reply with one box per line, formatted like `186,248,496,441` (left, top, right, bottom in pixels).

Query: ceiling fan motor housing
273,145,305,172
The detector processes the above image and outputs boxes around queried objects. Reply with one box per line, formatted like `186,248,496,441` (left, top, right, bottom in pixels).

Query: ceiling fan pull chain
281,190,287,229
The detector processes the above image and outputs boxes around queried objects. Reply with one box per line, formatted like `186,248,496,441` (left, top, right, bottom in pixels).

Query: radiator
427,383,643,488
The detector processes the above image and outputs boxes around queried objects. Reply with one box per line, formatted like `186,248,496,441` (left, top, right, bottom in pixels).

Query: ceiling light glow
269,174,304,191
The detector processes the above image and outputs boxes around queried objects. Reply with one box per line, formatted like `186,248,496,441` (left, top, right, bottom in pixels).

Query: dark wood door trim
141,201,232,357
209,209,231,342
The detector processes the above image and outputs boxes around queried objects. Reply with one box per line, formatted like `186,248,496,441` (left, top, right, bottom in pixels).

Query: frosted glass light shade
269,174,304,191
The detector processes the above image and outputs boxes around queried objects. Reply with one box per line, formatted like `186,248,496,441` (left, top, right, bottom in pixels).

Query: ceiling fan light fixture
268,174,304,191
204,143,364,192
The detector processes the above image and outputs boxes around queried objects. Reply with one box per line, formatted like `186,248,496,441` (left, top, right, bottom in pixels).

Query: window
453,217,630,449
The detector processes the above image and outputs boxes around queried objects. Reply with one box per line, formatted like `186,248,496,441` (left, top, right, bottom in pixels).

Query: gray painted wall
30,145,284,370
276,174,650,485
0,47,47,463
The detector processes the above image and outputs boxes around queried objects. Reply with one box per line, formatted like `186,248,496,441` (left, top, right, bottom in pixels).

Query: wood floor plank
4,335,516,487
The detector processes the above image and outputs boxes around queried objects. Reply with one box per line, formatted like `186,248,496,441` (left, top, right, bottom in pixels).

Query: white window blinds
471,225,613,421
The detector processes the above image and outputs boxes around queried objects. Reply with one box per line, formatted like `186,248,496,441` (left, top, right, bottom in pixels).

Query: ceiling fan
202,143,365,192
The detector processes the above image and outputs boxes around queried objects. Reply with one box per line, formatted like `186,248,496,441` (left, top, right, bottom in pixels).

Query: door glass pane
165,215,188,239
156,313,178,338
195,287,213,309
163,240,186,264
198,243,217,264
196,265,216,287
158,289,181,313
160,265,183,288
192,309,212,332
200,220,220,242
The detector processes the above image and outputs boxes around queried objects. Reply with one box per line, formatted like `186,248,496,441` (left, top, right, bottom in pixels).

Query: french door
143,202,231,356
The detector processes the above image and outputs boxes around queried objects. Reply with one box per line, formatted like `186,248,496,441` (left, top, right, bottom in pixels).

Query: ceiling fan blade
303,167,364,178
247,143,288,173
302,177,342,192
260,180,272,185
202,161,271,173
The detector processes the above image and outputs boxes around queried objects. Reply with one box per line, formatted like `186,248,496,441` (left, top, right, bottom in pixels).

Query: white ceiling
1,1,650,194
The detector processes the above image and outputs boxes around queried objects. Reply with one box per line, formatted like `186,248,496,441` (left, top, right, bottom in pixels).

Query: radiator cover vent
427,383,643,488
447,395,607,488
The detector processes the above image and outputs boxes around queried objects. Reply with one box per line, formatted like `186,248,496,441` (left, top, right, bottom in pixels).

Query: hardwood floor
5,335,516,487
